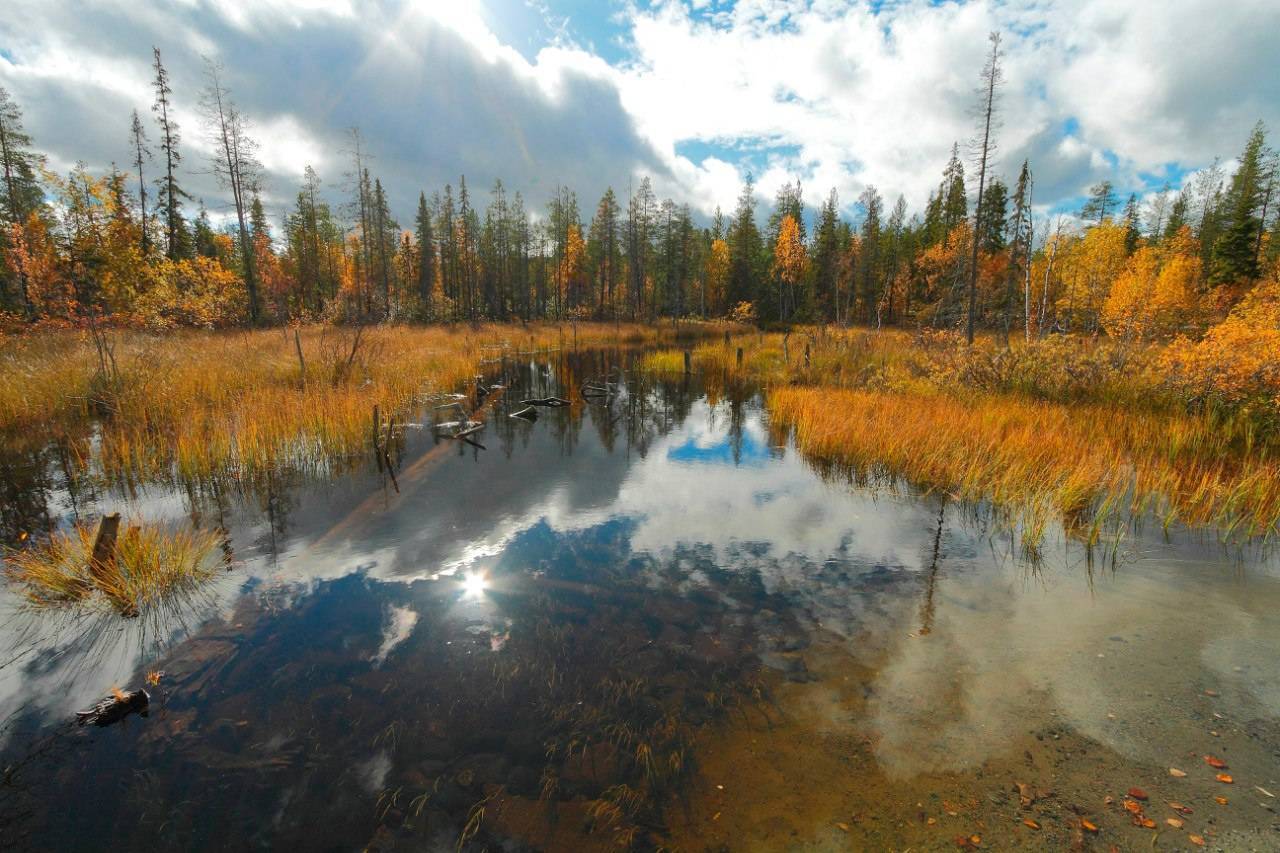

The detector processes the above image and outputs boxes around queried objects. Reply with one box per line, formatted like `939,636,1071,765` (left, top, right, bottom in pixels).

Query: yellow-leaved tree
1162,260,1280,421
704,238,729,317
771,214,807,320
1102,227,1202,342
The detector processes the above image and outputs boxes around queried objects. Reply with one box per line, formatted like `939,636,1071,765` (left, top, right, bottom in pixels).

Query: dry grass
2,521,223,615
0,321,730,479
645,328,1280,542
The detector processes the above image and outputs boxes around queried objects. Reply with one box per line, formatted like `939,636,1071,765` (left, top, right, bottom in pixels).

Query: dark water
2,348,1279,851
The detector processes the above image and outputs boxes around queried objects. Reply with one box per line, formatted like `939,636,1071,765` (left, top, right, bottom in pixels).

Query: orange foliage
1102,229,1202,342
1162,269,1280,421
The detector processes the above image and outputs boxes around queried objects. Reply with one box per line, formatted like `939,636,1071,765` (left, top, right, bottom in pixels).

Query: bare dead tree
200,59,261,323
966,32,1003,344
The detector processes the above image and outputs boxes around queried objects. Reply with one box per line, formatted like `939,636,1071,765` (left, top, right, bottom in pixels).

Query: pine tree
978,178,1008,253
128,110,152,257
966,31,1003,343
1210,121,1269,285
941,143,967,241
151,48,191,260
1081,180,1117,224
415,191,435,317
0,85,46,313
193,201,218,259
859,186,883,324
1164,189,1190,240
811,189,842,321
727,174,762,313
1122,193,1141,253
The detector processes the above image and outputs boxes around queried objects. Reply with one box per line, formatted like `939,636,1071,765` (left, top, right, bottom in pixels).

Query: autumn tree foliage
1102,228,1202,342
1,60,1279,415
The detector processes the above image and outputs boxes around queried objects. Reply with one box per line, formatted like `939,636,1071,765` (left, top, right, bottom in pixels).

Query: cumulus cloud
1,0,1276,225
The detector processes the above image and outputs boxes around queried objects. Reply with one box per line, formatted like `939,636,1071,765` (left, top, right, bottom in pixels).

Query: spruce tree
415,191,435,317
1210,121,1269,284
151,48,191,260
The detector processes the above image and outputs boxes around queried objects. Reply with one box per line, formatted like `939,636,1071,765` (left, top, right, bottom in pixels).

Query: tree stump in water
88,514,120,585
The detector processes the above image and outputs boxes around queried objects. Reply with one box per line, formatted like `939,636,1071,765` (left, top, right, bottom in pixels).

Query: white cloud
0,0,1276,223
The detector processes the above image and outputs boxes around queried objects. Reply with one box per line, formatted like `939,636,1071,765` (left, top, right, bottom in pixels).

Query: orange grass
645,328,1279,541
768,385,1280,543
0,321,730,479
2,520,222,614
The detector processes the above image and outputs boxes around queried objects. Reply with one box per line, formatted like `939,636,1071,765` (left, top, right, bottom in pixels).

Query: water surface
2,348,1278,850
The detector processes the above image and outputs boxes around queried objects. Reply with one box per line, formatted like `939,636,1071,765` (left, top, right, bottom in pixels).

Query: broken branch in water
519,397,572,408
510,406,538,421
76,688,150,727
437,421,485,440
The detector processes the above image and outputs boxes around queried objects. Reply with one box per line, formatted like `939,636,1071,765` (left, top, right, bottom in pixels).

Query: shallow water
1,348,1279,851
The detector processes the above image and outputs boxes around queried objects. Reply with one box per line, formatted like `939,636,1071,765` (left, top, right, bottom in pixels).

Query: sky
2,0,1278,230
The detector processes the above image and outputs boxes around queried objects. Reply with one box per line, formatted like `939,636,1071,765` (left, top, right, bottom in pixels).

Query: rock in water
76,688,150,727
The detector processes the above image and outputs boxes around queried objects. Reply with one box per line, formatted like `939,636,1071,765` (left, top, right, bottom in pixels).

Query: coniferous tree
966,31,1003,343
977,178,1008,253
726,174,761,313
151,48,191,260
1122,193,1141,253
1210,122,1269,285
192,201,218,258
941,144,968,242
128,109,152,257
1164,189,1190,240
811,189,841,321
1081,180,1118,224
858,186,883,324
414,191,435,317
0,85,46,313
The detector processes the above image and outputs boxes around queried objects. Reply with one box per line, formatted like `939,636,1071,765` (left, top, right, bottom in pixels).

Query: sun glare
461,571,489,598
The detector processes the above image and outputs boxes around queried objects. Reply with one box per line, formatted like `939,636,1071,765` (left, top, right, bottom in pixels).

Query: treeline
0,46,1277,336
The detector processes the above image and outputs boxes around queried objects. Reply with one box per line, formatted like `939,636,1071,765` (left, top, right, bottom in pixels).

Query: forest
1,48,1276,347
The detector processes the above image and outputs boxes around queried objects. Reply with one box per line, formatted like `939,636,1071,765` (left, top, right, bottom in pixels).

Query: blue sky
1,0,1276,230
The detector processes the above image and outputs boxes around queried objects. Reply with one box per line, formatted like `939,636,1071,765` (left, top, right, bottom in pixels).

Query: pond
1,347,1278,851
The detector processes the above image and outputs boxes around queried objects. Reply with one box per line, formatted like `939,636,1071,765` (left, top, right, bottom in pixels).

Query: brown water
1,348,1278,851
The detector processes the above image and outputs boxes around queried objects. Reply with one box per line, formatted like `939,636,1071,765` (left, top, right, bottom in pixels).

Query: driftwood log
510,406,538,421
76,688,149,727
519,397,572,408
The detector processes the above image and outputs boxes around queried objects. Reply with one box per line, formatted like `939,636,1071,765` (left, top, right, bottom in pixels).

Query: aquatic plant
0,322,735,482
2,520,223,615
768,384,1280,545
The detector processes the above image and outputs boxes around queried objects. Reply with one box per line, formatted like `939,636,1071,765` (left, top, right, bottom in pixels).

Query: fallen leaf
1189,835,1206,846
1123,799,1144,814
1216,774,1234,784
970,834,981,846
1169,802,1193,815
1015,782,1036,808
836,822,849,832
1204,755,1228,769
1140,817,1156,829
1256,786,1275,799
1081,819,1099,833
927,817,937,826
145,670,164,686
1214,796,1228,805
1166,818,1184,829
712,812,721,821
1128,787,1149,800
1204,689,1219,697
1023,819,1041,830
1104,795,1114,806
1169,768,1187,778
